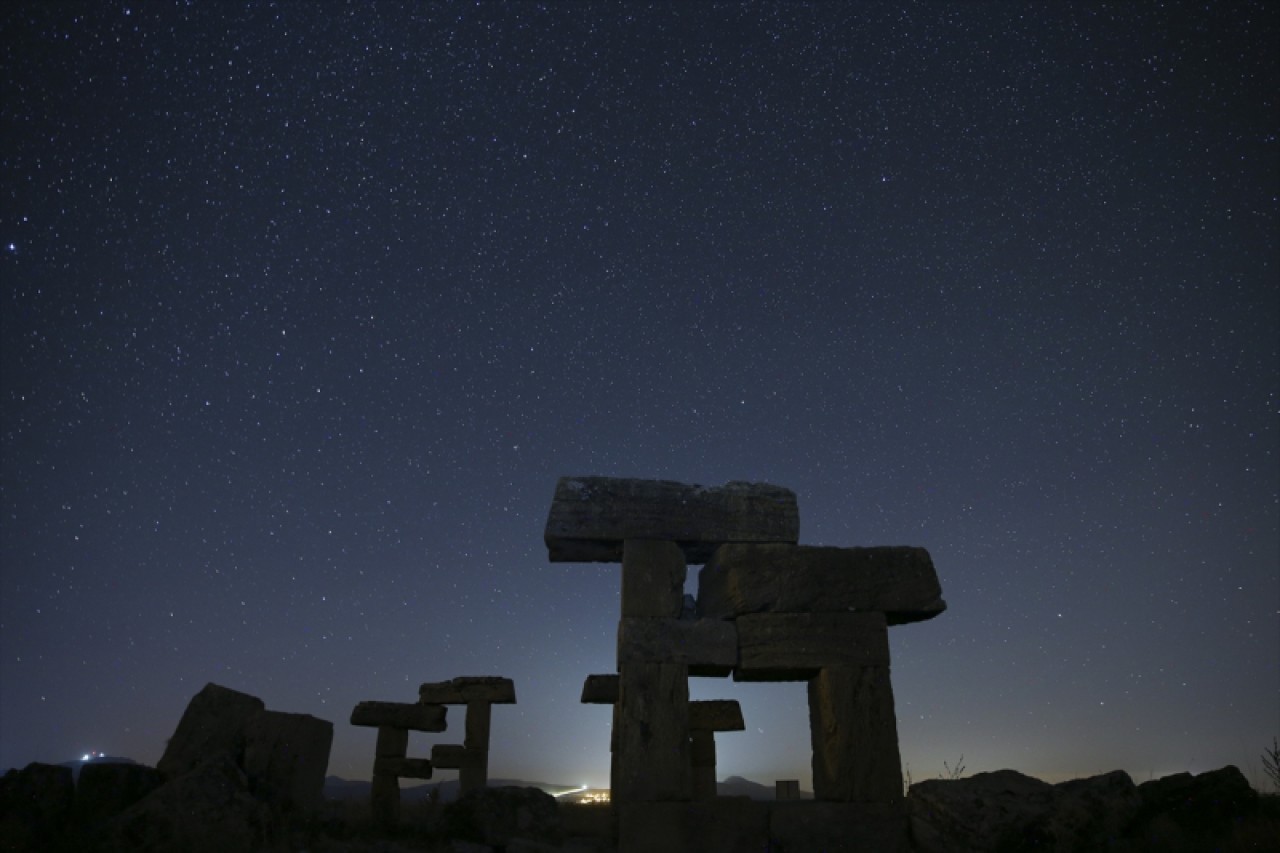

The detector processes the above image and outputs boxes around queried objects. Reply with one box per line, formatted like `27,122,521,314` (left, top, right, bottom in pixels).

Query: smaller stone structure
419,676,516,795
349,700,446,826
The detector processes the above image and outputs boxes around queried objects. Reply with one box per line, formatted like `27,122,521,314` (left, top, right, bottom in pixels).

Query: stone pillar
614,661,691,803
807,664,903,802
350,701,447,826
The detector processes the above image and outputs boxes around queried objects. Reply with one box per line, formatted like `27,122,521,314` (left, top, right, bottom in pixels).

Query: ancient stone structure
350,676,515,825
349,699,446,826
545,475,946,852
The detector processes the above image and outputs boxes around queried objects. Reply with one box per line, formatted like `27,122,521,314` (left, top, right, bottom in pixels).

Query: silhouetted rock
76,761,164,825
908,769,1057,852
441,785,562,848
157,682,265,779
0,762,73,851
98,754,279,853
1132,765,1258,842
771,801,910,853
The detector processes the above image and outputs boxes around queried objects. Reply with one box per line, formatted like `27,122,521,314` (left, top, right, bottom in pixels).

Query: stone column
688,700,745,801
808,664,903,802
418,676,516,796
350,700,447,826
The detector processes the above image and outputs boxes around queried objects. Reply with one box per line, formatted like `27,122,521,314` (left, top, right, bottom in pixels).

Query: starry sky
2,2,1276,792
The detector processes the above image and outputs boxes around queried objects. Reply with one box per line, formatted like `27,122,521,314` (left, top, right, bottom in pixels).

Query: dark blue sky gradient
2,2,1276,789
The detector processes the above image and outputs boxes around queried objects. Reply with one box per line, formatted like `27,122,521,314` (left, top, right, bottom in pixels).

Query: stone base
615,800,908,853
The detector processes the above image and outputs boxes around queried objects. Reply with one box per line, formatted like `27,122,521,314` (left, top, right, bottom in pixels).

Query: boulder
243,710,334,812
76,761,164,825
418,676,517,705
441,786,562,848
699,543,945,624
908,769,1056,853
544,477,799,563
98,754,278,853
0,762,74,851
1132,765,1258,840
157,682,264,778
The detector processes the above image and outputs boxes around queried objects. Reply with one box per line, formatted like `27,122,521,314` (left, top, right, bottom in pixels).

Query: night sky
2,2,1276,792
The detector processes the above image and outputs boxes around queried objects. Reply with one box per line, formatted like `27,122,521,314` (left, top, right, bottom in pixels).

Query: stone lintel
417,676,516,705
734,613,889,681
544,476,799,563
689,700,745,732
699,544,946,625
581,674,620,704
373,756,433,780
350,701,447,732
618,617,737,676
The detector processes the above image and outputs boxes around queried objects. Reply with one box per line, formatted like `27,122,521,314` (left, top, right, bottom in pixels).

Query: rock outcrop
440,785,562,849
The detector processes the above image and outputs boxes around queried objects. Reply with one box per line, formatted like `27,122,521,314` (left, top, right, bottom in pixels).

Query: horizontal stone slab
581,674,620,704
735,613,889,681
689,700,744,732
545,477,799,563
699,544,945,625
372,756,434,780
350,701,447,732
618,618,738,676
430,744,468,769
417,676,516,705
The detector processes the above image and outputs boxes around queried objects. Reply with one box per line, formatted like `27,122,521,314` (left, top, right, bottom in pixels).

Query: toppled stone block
418,676,516,705
244,710,333,813
618,617,738,675
545,477,799,563
735,612,889,680
699,543,946,624
157,683,265,778
350,700,448,731
622,539,687,617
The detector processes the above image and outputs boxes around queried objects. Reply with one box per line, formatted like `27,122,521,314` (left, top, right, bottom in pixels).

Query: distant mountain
717,775,813,800
323,776,577,803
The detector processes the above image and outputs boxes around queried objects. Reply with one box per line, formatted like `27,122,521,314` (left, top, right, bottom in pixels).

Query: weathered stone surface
432,743,469,769
617,617,737,675
617,799,770,853
580,673,620,704
1133,765,1257,839
350,700,448,731
689,699,745,732
243,709,333,813
614,662,691,803
808,665,902,802
372,757,434,779
770,801,909,853
622,539,687,617
76,761,164,825
99,754,278,853
545,476,799,563
0,762,74,852
735,612,889,680
906,769,1063,853
376,725,409,757
699,543,946,624
157,682,265,778
441,786,563,848
419,676,516,705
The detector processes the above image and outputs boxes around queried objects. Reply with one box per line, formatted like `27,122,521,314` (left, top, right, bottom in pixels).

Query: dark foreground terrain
2,759,1277,852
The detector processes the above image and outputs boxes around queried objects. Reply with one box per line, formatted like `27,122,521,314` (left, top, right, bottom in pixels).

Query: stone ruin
350,676,515,826
545,476,947,852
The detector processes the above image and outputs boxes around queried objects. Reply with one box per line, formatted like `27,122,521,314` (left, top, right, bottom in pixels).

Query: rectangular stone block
418,676,516,704
699,544,945,624
689,700,744,732
375,726,409,757
581,674,620,704
776,780,800,801
430,744,467,769
350,701,447,732
808,666,903,803
735,612,889,681
613,662,691,803
243,710,333,814
372,756,433,779
545,476,799,563
618,618,737,676
622,539,687,617
768,801,909,852
371,774,399,826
